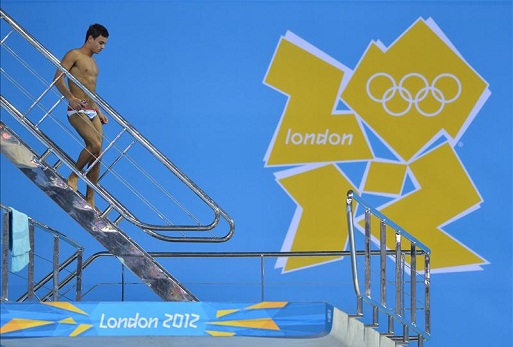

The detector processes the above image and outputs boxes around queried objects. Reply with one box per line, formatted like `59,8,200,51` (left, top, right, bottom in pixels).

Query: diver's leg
85,116,103,207
67,113,102,200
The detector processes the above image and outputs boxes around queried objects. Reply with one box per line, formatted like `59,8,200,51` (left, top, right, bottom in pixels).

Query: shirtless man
54,24,109,209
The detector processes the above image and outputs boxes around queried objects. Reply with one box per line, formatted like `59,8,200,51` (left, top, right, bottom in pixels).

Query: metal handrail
0,8,235,241
0,204,84,302
346,190,431,345
55,250,356,304
55,247,428,345
51,248,421,290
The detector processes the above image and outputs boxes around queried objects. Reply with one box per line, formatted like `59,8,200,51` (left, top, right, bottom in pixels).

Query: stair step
0,122,196,302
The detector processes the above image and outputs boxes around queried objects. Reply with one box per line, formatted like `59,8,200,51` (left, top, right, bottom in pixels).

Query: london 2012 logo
263,17,490,273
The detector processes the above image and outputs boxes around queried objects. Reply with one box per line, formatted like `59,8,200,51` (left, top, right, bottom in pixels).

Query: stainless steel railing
46,190,431,345
0,204,84,302
346,190,431,346
0,8,234,242
46,249,354,302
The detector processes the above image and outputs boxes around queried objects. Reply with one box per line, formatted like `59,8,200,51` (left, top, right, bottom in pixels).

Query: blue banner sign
1,301,333,338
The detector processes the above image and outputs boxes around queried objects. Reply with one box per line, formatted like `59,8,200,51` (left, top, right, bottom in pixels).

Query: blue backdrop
1,1,512,346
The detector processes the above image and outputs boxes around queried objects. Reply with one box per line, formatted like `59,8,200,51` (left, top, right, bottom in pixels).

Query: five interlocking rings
366,72,462,117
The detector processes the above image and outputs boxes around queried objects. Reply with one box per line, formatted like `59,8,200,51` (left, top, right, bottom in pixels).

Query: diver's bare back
68,49,98,107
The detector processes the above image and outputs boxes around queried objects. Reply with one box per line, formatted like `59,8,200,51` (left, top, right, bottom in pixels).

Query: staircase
0,8,235,301
0,121,195,301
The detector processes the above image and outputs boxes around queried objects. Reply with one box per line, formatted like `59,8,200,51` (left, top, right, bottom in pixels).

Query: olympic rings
366,72,462,117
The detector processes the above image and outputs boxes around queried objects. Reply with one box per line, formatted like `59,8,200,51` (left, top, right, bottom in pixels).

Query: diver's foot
86,195,101,213
86,195,95,209
67,173,78,191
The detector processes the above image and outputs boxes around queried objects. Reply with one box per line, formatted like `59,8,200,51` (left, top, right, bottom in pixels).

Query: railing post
346,190,363,316
364,209,371,298
411,242,417,326
425,254,431,335
378,219,386,329
27,221,35,301
121,263,125,302
1,210,10,301
395,231,402,318
52,235,59,301
389,230,402,335
380,219,387,307
260,255,265,302
76,249,83,301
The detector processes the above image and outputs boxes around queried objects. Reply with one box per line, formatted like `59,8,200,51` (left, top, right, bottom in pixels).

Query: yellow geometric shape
217,302,288,318
363,161,407,195
206,330,236,336
341,18,488,162
247,302,288,310
361,144,486,270
70,324,92,337
264,34,372,166
0,318,54,334
216,309,240,318
59,317,77,325
277,164,357,271
43,302,88,315
208,318,280,331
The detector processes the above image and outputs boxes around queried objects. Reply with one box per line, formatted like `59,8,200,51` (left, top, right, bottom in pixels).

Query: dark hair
85,24,109,42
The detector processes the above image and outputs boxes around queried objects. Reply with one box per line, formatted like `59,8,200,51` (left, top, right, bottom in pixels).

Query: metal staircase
0,8,234,301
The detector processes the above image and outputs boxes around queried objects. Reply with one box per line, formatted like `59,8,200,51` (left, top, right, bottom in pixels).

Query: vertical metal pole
376,219,386,327
395,232,402,317
403,324,409,344
425,254,431,335
1,211,10,301
380,220,387,307
346,191,363,316
365,209,379,326
401,252,406,317
121,264,125,302
27,222,35,301
364,209,371,298
76,249,83,301
52,235,59,301
411,243,417,326
260,255,265,302
388,314,394,335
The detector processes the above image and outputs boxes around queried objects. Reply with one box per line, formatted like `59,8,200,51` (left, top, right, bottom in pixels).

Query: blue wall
1,1,512,346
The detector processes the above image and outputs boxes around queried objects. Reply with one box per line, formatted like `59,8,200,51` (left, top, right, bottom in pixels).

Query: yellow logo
264,18,490,273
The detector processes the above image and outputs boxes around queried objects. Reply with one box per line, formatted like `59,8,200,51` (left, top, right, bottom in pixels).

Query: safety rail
346,190,431,346
0,204,84,302
50,186,432,346
0,8,234,242
40,250,357,302
57,248,427,346
1,120,198,301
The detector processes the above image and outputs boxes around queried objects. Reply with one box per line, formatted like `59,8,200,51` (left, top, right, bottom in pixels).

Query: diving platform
0,301,396,347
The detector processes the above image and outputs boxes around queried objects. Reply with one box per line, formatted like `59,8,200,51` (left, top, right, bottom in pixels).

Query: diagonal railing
0,121,198,301
0,8,234,242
